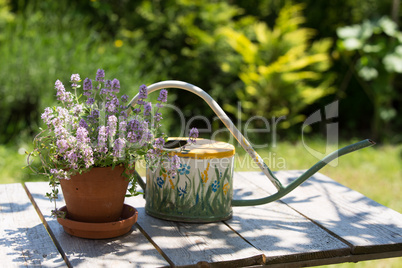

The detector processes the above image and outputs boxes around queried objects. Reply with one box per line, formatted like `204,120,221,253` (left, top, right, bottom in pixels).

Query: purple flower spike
83,78,92,94
188,127,199,145
143,102,152,117
86,97,95,105
112,79,120,93
121,94,129,103
168,155,181,176
154,137,165,150
157,89,168,103
96,69,105,82
79,119,89,130
138,84,148,100
105,80,112,91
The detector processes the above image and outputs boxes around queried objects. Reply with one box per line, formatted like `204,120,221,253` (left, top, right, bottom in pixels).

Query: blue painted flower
156,176,164,188
179,163,191,175
178,185,187,197
212,180,220,192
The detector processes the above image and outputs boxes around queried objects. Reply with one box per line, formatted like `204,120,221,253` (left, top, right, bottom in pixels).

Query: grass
1,138,401,267
234,138,402,268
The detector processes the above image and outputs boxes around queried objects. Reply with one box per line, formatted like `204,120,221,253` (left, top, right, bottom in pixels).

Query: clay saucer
57,204,138,239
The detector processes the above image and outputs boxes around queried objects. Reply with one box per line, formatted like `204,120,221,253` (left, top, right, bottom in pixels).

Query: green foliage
336,16,402,139
0,1,160,144
219,3,335,129
1,0,401,145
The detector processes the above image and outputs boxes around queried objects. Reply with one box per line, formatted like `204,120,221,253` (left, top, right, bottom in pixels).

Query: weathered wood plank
0,183,66,267
247,250,402,268
25,182,169,268
227,173,351,265
238,171,402,255
125,194,265,267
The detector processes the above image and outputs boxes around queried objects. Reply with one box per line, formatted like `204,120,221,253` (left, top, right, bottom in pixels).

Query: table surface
1,171,401,267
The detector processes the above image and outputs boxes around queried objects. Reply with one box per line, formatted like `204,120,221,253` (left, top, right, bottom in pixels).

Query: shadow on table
0,225,66,266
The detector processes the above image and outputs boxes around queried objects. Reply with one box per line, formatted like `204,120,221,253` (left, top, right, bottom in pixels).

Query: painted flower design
156,176,164,188
201,162,210,183
178,184,187,197
179,163,191,175
212,179,220,192
223,183,230,195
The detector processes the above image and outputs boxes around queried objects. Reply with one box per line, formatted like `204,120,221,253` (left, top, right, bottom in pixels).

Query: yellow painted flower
223,183,230,195
201,163,210,183
169,179,175,189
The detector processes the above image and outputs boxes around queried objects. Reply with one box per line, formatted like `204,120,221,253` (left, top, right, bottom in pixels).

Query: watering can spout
231,139,375,206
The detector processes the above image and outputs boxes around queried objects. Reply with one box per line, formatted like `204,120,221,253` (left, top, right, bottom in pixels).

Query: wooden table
1,171,401,267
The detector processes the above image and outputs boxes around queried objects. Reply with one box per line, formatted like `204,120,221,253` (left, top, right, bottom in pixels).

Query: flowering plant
28,69,198,216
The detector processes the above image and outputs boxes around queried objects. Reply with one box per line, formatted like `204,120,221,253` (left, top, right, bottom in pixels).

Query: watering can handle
128,80,375,206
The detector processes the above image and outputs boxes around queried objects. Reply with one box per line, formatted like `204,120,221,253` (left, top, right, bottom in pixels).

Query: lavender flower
127,119,142,143
157,89,168,103
86,97,95,105
188,127,199,145
98,126,108,153
96,69,105,82
41,107,53,125
113,138,126,158
107,102,116,113
154,112,162,123
127,118,152,146
143,102,152,117
138,84,148,99
154,137,165,150
66,150,79,170
70,74,80,87
81,147,94,168
107,115,118,140
112,79,120,93
72,104,83,116
100,88,108,95
120,110,128,119
76,127,90,145
79,119,89,130
168,155,181,176
119,119,127,133
54,125,68,138
56,139,69,153
55,80,73,103
83,78,93,96
105,79,112,90
121,94,129,103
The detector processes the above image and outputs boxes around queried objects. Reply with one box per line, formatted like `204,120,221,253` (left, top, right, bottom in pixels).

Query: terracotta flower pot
59,165,131,223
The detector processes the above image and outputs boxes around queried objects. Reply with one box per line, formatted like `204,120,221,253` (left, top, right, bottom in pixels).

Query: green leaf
337,25,362,39
357,66,378,81
342,38,362,50
383,53,402,73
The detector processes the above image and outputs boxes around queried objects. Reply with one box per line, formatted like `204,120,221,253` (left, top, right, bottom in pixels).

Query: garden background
0,0,401,267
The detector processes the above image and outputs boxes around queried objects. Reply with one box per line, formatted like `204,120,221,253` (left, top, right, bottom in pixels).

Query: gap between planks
22,183,72,268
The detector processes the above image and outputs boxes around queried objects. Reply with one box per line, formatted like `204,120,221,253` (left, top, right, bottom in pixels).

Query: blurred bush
336,16,402,140
0,0,162,143
1,0,401,144
218,3,335,131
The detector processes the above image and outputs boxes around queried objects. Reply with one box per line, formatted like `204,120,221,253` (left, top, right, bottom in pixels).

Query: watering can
129,81,374,222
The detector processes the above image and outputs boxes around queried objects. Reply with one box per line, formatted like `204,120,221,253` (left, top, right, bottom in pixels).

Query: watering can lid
164,138,235,159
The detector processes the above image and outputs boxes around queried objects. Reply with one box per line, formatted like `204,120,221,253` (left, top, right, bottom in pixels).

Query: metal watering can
129,80,374,222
